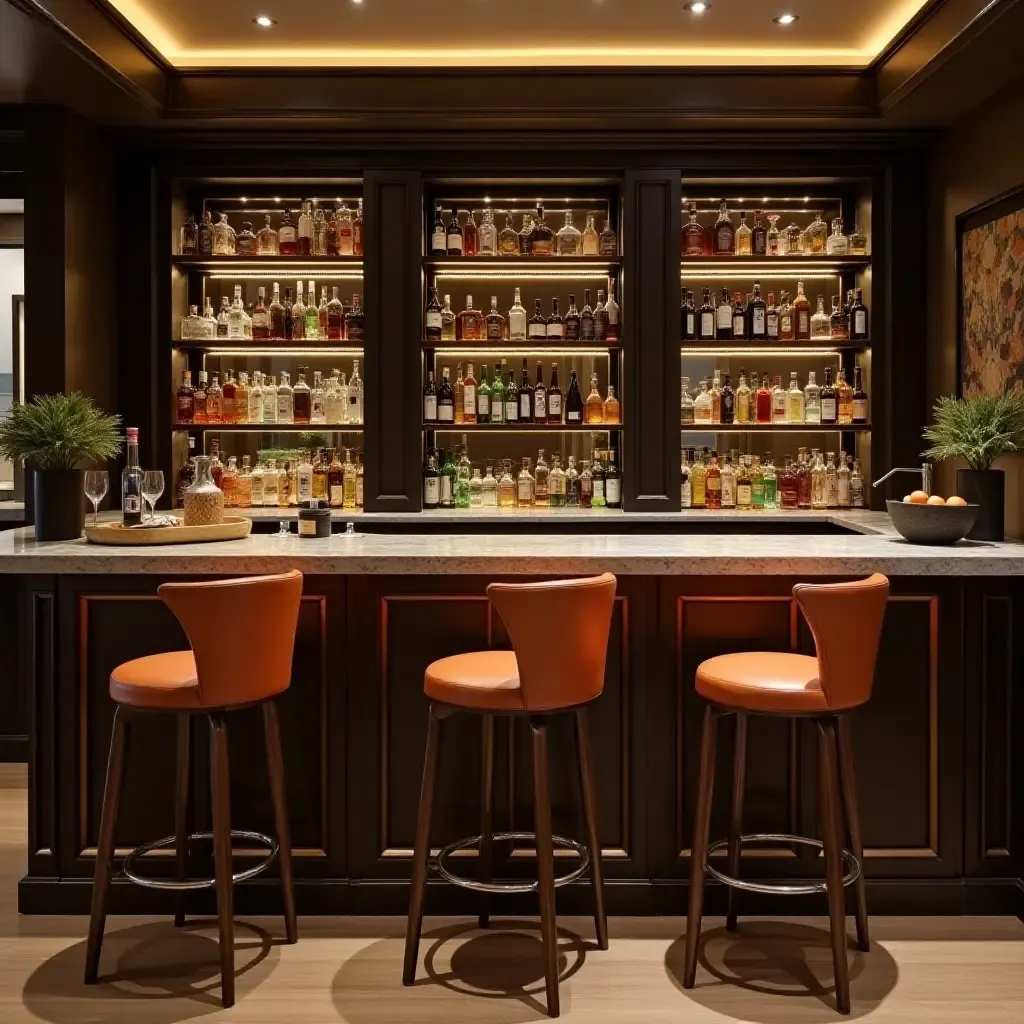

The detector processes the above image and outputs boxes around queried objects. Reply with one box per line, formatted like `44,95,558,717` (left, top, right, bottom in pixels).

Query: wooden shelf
680,256,871,273
680,339,870,351
425,422,620,431
173,339,364,351
173,423,363,432
172,255,363,269
424,339,621,350
423,256,620,270
680,423,871,432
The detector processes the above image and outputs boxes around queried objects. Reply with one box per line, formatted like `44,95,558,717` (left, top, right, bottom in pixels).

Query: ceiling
105,0,934,68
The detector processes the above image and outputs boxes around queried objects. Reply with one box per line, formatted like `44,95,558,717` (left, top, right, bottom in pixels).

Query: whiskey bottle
735,373,750,424
504,364,519,422
582,214,600,256
837,454,851,508
594,289,609,341
694,380,712,423
720,372,735,424
282,286,294,341
852,365,869,423
534,450,550,506
297,200,314,256
804,371,821,424
425,286,443,342
345,293,365,343
476,365,491,424
749,283,767,339
566,368,584,424
598,217,618,257
328,449,345,508
713,202,735,255
446,208,463,256
177,371,195,423
810,295,831,340
469,467,483,507
820,366,837,424
207,373,223,423
462,362,477,424
710,370,722,423
528,299,547,341
291,281,307,341
564,293,581,340
311,450,328,501
699,288,715,340
213,212,235,255
556,210,582,256
482,464,498,506
682,290,697,341
222,370,237,424
690,451,706,507
252,286,269,340
720,456,736,509
437,365,455,422
441,293,456,341
680,448,692,508
603,384,620,424
337,203,355,256
342,449,358,509
122,427,143,526
528,205,554,256
313,207,327,256
261,374,278,424
508,288,527,341
566,456,581,507
804,212,828,254
327,287,344,340
463,210,479,257
517,458,535,507
850,288,869,341
546,298,564,340
787,371,804,423
705,455,722,509
751,210,768,256
766,214,780,256
731,292,746,340
580,289,596,340
580,460,594,507
682,203,704,256
520,360,532,421
498,213,519,255
836,368,853,424
277,370,294,424
547,363,562,424
478,208,497,255
430,205,447,255
549,456,567,507
498,460,517,507
490,362,506,423
486,295,506,341
588,373,606,424
180,213,198,255
680,377,694,425
735,211,752,256
193,370,208,423
604,280,620,342
254,213,277,256
278,210,297,255
847,220,868,256
325,210,340,256
764,292,779,340
236,221,256,256
793,282,811,341
716,287,733,340
310,371,325,424
826,217,849,256
778,290,794,341
533,361,547,421
293,368,312,425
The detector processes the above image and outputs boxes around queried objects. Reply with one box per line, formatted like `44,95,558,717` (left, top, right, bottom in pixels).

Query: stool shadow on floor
333,919,590,1023
665,920,899,1022
22,920,279,1023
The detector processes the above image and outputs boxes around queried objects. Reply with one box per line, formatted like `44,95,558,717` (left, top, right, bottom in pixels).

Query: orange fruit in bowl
909,490,929,504
946,495,968,506
926,494,946,506
903,494,913,503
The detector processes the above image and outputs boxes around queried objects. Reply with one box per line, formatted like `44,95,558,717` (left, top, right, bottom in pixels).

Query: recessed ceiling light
253,15,276,28
240,196,247,203
684,2,710,13
274,196,281,203
773,12,799,25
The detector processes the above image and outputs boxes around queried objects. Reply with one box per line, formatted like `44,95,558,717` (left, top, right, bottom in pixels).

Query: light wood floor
0,764,1022,1022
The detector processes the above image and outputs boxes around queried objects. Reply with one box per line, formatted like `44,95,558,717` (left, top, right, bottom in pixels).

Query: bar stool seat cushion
424,651,523,711
110,650,203,710
696,652,826,713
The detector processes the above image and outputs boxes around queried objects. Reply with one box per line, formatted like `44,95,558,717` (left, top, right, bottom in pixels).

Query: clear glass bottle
750,457,765,510
599,216,617,257
787,371,805,423
825,452,839,508
236,221,256,256
783,221,803,255
735,211,752,256
276,370,294,424
481,464,498,506
478,208,497,255
556,210,582,256
528,205,555,256
793,281,812,340
508,287,527,341
837,368,853,425
682,203,704,257
337,202,355,256
603,384,620,424
441,294,457,341
804,370,822,424
548,455,567,507
763,456,778,509
516,457,535,507
498,213,519,256
462,210,479,257
257,213,278,255
341,449,357,509
469,467,484,507
581,214,600,256
680,376,695,425
810,295,831,339
565,456,581,507
713,202,734,255
305,279,320,339
735,373,751,424
826,217,849,255
498,461,517,507
837,455,852,508
830,294,850,340
213,212,235,255
694,379,713,423
455,445,471,509
180,212,198,255
349,359,364,424
720,455,736,509
766,213,781,255
313,206,328,256
804,211,828,254
534,449,550,506
180,304,202,341
811,450,828,509
847,219,868,256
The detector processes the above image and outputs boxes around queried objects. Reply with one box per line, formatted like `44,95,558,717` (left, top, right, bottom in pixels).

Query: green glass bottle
440,447,457,508
476,365,491,424
455,442,471,508
489,362,505,424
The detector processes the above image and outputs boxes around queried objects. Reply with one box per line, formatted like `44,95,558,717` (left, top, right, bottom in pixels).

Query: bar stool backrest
487,573,617,712
793,573,889,711
158,570,303,709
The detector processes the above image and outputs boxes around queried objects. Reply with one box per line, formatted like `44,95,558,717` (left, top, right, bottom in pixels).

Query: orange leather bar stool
84,571,303,1009
403,573,617,1018
683,574,889,1016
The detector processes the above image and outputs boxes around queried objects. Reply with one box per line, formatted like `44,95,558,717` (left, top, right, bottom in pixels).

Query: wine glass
142,470,165,523
84,471,108,526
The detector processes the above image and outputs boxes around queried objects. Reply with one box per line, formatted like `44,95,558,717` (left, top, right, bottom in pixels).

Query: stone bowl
886,499,980,545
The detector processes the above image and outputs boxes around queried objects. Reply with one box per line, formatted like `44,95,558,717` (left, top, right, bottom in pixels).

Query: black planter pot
956,468,1004,541
32,468,85,541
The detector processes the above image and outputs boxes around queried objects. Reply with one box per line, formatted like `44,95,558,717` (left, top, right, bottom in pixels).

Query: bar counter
5,513,1022,921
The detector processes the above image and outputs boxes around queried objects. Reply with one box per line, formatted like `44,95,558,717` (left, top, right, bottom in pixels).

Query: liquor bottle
423,369,438,423
349,359,364,423
826,217,849,256
441,294,456,341
469,467,483,507
566,456,581,507
478,208,497,255
498,460,517,507
698,288,715,340
755,375,771,423
564,293,581,340
325,449,342,508
490,362,505,423
556,210,582,256
504,365,519,423
810,295,830,339
546,298,564,340
716,287,733,340
693,379,712,423
446,208,463,256
793,282,811,341
720,372,735,424
249,286,268,340
580,460,594,507
293,368,312,425
582,214,600,256
189,369,206,424
122,427,143,526
313,207,327,256
751,210,768,256
721,456,736,508
588,373,606,424
731,292,746,340
180,212,199,255
533,361,547,421
766,214,780,256
309,450,326,501
776,457,795,509
599,216,618,257
437,366,454,422
260,373,277,423
175,437,196,507
236,221,256,256
482,464,498,506
811,451,828,510
463,210,479,257
566,368,584,424
804,371,821,424
517,458,535,507
250,213,275,257
680,448,692,508
547,363,562,424
326,371,346,424
528,299,547,341
498,213,519,255
277,370,294,424
486,295,506,341
825,452,839,508
850,288,869,340
679,376,695,425
783,221,803,256
851,459,865,507
323,210,340,257
594,289,609,341
206,373,223,423
787,371,804,423
735,373,750,424
462,362,477,424
681,290,696,340
476,365,491,424
534,450,550,506
235,371,252,422
820,367,837,424
302,280,320,339
291,281,307,341
221,370,237,424
764,292,779,340
430,205,447,255
176,370,195,423
278,210,297,255
508,288,527,341
763,456,778,509
602,450,620,508
778,290,794,341
852,365,869,423
425,286,443,342
520,360,533,421
837,454,851,508
796,449,812,509
828,294,849,340
336,203,355,256
713,202,734,255
604,280,620,342
528,205,554,256
221,456,239,508
750,457,764,509
766,375,783,423
213,212,235,255
805,211,828,254
690,451,706,507
296,452,314,505
735,211,752,256
341,449,358,509
282,286,294,341
747,283,767,340
310,371,325,424
345,293,365,342
705,455,722,509
580,289,596,340
549,455,567,507
297,200,314,256
682,203,704,256
836,368,853,424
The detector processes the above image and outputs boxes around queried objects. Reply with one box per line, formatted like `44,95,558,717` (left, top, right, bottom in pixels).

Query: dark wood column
363,170,423,512
623,169,680,511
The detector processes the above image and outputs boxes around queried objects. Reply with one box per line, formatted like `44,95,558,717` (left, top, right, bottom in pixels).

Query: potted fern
0,394,123,541
922,391,1024,541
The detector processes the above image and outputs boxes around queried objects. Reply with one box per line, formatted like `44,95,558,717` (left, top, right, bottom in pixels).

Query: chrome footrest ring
704,832,861,896
435,831,590,894
121,829,279,891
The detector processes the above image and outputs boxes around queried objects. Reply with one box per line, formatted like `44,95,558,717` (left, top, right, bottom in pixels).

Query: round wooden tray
85,516,252,545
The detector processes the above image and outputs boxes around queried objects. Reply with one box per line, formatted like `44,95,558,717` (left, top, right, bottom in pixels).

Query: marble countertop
0,511,1021,575
0,501,25,523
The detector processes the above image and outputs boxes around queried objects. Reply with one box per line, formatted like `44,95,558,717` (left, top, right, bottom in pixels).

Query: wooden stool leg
531,716,560,1018
478,713,495,929
403,704,443,986
726,712,748,933
84,706,130,984
574,707,608,951
209,712,236,1009
837,715,870,952
264,701,298,944
818,718,851,1015
173,713,191,928
683,705,718,989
